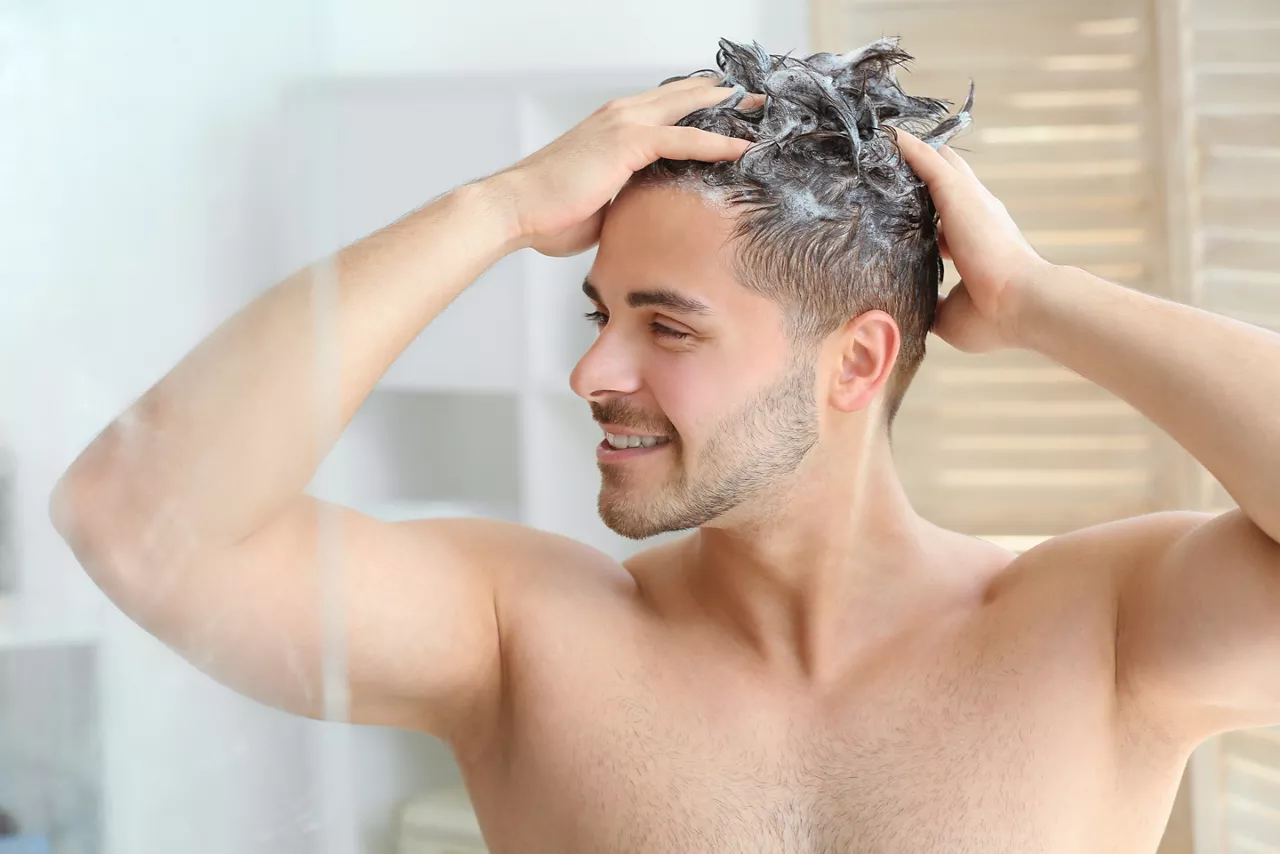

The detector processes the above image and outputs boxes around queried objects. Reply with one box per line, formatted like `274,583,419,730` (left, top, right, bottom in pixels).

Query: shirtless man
50,40,1280,853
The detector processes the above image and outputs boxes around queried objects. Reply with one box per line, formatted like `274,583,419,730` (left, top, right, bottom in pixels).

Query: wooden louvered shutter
811,0,1180,541
1161,0,1280,851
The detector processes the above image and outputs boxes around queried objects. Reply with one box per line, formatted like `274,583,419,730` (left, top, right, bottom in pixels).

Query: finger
643,125,752,163
647,73,726,96
938,145,977,180
600,74,721,115
666,76,766,110
628,73,724,108
894,129,956,189
932,280,968,336
539,204,607,258
937,228,951,261
642,82,752,126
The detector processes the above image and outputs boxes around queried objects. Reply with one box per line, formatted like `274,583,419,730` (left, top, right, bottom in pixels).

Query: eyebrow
582,278,713,316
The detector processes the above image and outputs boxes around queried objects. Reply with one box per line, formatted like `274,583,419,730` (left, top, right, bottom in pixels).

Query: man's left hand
895,129,1052,354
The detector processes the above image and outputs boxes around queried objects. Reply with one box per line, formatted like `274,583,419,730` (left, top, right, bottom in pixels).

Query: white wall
322,0,801,75
1,1,806,852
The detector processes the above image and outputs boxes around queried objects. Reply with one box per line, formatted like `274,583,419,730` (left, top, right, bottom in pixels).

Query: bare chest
457,572,1136,854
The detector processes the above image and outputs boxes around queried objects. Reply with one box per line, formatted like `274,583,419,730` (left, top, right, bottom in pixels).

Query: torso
449,528,1193,854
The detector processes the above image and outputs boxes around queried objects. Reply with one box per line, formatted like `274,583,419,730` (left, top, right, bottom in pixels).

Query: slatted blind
1180,0,1280,514
1167,0,1280,850
811,0,1180,538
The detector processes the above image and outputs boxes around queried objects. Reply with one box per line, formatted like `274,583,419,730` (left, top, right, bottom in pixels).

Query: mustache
590,400,677,438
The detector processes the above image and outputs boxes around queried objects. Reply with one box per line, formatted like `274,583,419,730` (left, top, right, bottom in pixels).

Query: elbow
48,470,190,634
49,469,87,545
48,468,138,588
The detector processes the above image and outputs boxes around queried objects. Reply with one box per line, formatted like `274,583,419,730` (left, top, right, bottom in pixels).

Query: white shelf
398,785,486,854
358,499,521,525
310,389,522,513
0,598,99,652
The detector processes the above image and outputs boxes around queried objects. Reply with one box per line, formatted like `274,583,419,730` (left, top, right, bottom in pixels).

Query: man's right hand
481,76,758,258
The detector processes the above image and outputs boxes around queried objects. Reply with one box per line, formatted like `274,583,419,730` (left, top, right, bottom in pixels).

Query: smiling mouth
603,432,671,450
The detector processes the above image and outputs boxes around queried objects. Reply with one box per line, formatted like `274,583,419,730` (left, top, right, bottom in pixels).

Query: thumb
535,204,607,257
932,281,970,338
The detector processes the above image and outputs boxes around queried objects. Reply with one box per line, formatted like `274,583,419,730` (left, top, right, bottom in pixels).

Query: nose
569,327,644,402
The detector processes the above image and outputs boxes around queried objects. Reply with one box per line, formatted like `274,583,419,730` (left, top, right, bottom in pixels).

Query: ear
827,310,901,414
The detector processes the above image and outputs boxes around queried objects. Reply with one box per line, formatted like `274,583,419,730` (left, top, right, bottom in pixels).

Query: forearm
1012,264,1280,542
52,181,520,570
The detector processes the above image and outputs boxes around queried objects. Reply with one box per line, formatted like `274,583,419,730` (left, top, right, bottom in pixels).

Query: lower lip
597,438,672,462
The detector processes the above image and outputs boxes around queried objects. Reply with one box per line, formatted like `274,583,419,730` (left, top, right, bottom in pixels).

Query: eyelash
583,310,690,341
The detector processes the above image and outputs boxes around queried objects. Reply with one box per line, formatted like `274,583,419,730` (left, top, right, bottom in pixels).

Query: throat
670,527,995,686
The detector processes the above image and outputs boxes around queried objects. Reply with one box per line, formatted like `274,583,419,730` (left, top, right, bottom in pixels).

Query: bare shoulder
1006,511,1216,589
983,513,1217,690
400,515,636,595
391,516,640,740
392,514,640,662
968,511,1216,640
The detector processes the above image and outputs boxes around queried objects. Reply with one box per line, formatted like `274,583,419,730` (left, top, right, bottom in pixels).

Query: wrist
1002,258,1061,350
455,174,531,256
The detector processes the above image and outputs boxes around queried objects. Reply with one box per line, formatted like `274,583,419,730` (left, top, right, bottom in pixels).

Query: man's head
571,38,973,539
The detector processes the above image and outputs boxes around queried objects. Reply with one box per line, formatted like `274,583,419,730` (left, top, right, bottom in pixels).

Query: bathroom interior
1,0,1277,851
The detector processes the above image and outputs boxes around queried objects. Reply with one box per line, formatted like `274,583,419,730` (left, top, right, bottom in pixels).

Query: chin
600,483,728,540
599,513,664,541
598,494,652,540
598,490,677,540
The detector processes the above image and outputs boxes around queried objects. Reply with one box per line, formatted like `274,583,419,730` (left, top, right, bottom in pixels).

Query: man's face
569,185,821,540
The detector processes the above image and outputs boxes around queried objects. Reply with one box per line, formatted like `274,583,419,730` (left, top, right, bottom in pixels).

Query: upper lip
598,423,667,438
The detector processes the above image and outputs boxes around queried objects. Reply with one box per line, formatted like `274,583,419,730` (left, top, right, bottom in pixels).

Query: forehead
589,184,747,307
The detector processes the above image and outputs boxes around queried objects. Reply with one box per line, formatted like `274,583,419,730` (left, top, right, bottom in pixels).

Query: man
50,38,1280,853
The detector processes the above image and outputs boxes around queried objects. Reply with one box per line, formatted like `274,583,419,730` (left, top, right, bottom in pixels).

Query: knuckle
609,120,641,144
593,108,633,137
597,97,630,116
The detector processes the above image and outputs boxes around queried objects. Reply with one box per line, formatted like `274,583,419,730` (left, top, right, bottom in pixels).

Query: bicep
127,497,510,738
1116,508,1280,737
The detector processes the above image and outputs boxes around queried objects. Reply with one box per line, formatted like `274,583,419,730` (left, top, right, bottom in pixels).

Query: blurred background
0,0,1276,852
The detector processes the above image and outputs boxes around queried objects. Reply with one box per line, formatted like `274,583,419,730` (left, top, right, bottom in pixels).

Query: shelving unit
0,67,696,854
0,547,102,850
0,605,100,854
0,599,99,653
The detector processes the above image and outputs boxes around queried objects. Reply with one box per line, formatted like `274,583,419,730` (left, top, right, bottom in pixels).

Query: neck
678,429,972,684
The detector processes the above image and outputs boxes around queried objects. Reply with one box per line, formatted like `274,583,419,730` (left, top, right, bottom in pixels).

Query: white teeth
605,432,670,450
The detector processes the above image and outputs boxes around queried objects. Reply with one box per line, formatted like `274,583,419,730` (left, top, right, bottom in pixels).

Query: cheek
646,355,759,438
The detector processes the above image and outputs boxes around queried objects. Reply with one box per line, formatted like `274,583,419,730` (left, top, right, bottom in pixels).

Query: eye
651,322,690,341
582,311,691,341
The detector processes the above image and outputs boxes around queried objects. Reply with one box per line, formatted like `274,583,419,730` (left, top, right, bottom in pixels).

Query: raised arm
896,128,1280,741
49,76,754,740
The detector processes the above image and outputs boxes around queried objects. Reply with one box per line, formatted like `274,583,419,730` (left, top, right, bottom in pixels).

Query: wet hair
627,37,974,431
